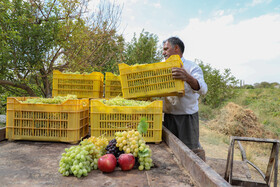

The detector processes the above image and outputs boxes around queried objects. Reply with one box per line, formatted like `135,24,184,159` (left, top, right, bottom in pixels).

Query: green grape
63,71,90,75
139,146,144,151
145,165,151,170
100,96,151,106
138,165,144,170
22,95,77,104
145,162,150,167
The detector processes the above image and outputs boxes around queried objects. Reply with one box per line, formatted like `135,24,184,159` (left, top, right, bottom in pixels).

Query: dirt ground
0,140,197,187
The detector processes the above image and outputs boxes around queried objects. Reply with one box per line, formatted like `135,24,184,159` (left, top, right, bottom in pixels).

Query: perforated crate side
52,70,104,98
90,99,162,142
6,97,89,144
118,55,185,99
105,72,122,98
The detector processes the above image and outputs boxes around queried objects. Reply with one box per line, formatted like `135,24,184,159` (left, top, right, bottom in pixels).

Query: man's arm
172,67,200,91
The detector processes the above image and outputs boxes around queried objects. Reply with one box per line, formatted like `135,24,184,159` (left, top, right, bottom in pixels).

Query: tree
62,1,125,74
243,84,255,89
0,0,60,96
0,0,124,97
124,29,162,65
254,81,278,89
196,59,239,108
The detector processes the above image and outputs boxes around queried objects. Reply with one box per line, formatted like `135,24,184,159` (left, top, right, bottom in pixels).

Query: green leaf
138,148,150,157
137,117,148,134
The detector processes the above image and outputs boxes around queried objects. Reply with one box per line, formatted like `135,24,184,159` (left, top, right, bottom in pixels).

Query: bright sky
114,0,280,85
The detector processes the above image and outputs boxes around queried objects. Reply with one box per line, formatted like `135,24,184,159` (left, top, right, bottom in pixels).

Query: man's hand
172,67,200,91
172,67,188,81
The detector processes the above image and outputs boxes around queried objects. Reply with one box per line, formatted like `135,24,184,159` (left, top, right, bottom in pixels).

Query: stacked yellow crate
104,72,122,98
52,70,104,99
90,99,162,143
6,97,89,144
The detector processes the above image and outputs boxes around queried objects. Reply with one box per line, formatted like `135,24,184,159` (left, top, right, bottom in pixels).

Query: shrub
196,59,239,108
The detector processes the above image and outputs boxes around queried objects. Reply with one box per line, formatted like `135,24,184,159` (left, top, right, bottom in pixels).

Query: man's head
162,37,185,60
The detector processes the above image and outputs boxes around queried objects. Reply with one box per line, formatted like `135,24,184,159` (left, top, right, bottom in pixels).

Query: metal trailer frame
224,136,279,187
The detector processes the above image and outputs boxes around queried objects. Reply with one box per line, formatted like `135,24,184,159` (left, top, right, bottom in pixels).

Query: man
162,37,208,161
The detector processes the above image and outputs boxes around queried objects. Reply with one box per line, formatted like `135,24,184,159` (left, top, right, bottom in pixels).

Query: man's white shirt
163,57,208,115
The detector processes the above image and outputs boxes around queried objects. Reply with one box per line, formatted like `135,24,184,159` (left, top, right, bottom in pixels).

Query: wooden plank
274,143,279,187
265,143,276,184
162,126,231,187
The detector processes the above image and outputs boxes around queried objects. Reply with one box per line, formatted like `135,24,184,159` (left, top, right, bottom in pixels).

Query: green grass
198,104,215,121
201,130,229,146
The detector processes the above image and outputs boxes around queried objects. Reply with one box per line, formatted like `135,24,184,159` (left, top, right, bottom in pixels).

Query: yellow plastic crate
6,97,89,144
104,72,122,98
90,99,162,143
52,70,104,98
118,55,185,99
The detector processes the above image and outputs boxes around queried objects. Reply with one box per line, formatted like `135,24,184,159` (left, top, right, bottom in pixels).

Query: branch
0,80,36,96
32,16,77,24
11,50,23,80
2,85,24,96
34,75,45,95
57,61,70,72
99,51,115,67
46,0,56,19
77,34,106,65
23,69,31,79
48,46,62,74
31,0,47,20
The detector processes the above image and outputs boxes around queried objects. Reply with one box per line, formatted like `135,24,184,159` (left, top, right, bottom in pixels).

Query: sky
111,0,280,85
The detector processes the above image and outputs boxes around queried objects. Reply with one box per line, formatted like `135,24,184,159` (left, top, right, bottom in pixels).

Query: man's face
162,41,177,60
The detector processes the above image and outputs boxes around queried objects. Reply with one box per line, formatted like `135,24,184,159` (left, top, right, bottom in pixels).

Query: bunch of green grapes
87,135,109,158
115,130,140,157
100,96,151,106
115,130,153,170
137,145,154,171
58,139,98,178
22,95,77,104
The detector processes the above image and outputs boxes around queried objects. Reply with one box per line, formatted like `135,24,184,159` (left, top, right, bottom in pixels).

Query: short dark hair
163,37,185,54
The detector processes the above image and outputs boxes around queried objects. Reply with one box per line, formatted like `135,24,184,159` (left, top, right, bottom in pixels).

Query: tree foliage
1,0,59,96
253,81,279,89
0,0,124,97
197,59,239,108
124,29,162,65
